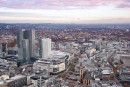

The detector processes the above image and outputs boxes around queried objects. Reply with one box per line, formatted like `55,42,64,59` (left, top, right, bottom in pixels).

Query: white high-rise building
39,38,51,58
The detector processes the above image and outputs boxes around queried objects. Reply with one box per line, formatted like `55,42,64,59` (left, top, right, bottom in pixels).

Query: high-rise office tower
17,29,25,48
2,43,7,53
39,38,51,58
22,39,30,62
23,30,35,58
17,29,35,63
1,43,7,57
30,30,35,58
17,30,25,61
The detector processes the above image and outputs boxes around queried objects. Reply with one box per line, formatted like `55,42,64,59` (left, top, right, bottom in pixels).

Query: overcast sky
0,0,130,24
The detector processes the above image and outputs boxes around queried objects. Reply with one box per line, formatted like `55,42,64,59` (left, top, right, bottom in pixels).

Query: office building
33,50,70,74
23,30,35,58
17,29,35,63
39,38,51,58
22,39,30,63
30,75,49,87
0,75,27,87
1,43,7,57
28,30,35,58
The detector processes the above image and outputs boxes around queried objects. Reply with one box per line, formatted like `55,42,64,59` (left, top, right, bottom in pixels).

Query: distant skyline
0,0,130,24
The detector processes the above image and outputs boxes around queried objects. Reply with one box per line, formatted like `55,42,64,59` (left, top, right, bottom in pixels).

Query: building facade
17,29,35,63
39,38,51,58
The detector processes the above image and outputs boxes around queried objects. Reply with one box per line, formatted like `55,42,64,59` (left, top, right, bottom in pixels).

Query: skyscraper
17,29,25,48
17,29,25,61
39,38,51,58
30,30,35,58
17,29,35,63
24,30,35,58
22,39,30,62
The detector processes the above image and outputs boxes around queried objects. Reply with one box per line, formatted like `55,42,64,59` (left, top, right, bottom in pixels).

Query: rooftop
6,75,25,83
49,50,70,59
120,56,130,67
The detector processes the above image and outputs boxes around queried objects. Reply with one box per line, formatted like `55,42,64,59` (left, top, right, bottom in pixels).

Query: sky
0,0,130,24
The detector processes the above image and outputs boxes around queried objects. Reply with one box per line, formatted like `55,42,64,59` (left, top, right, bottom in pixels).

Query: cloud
0,12,40,17
0,0,130,9
117,3,130,8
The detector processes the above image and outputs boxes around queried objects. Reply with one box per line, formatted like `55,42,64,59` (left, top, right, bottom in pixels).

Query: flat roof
120,56,130,66
47,50,69,59
50,50,69,56
6,75,25,83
